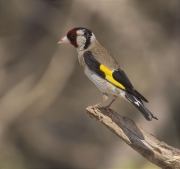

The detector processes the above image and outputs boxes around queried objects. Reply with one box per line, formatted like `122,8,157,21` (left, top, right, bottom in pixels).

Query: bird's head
58,27,96,50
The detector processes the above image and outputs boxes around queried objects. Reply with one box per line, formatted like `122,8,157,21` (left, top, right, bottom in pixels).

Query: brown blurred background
0,0,180,169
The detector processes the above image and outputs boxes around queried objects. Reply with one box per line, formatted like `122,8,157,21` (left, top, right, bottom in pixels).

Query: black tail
125,92,158,121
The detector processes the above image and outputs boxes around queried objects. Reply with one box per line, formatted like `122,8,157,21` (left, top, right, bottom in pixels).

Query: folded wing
83,51,148,102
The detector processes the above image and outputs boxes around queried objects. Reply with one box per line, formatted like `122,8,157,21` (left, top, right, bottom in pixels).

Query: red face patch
67,29,78,48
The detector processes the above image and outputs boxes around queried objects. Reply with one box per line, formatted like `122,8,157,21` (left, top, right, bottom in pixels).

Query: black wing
83,51,106,79
113,69,148,102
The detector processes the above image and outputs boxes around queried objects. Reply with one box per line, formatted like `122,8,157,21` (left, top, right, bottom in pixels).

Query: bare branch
86,107,180,169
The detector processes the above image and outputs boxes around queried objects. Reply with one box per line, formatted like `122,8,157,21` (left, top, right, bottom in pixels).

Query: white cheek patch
76,29,96,50
76,36,86,50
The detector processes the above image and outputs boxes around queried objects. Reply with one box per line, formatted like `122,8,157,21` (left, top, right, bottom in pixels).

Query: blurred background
0,0,179,169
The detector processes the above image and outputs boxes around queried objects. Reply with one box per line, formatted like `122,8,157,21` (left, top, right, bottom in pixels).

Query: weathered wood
86,107,180,169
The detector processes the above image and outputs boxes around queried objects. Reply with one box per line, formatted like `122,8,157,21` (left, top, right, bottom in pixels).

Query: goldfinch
58,27,158,121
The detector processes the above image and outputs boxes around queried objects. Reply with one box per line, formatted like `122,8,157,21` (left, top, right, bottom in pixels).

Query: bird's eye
71,34,76,40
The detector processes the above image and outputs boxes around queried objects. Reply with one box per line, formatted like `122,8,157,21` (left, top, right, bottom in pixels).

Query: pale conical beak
57,36,70,44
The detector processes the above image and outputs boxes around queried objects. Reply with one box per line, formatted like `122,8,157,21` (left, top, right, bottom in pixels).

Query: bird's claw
87,106,102,120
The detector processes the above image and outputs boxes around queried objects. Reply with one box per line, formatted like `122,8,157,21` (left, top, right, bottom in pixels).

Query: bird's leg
103,95,118,120
105,95,118,109
88,93,108,114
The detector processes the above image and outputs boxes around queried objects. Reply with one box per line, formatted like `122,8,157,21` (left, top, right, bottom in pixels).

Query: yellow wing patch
100,65,125,90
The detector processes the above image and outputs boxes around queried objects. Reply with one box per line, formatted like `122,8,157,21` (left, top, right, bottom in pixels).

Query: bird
58,27,158,121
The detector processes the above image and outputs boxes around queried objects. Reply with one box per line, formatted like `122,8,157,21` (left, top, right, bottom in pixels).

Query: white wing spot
134,97,141,106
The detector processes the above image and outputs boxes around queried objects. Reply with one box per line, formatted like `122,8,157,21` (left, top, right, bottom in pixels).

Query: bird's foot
87,105,102,119
87,105,100,113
